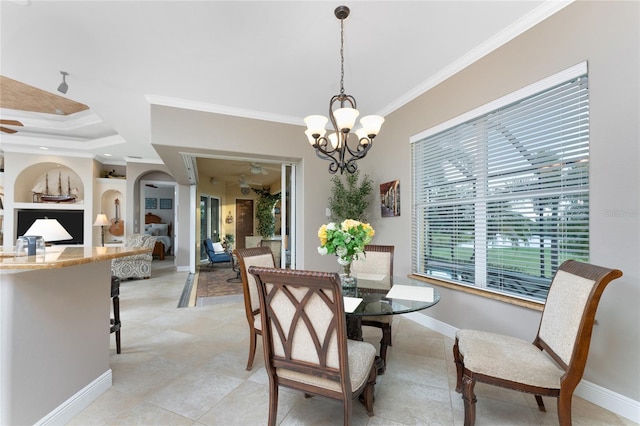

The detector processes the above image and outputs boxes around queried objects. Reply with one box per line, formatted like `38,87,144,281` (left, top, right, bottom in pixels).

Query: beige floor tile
66,268,637,426
144,369,244,421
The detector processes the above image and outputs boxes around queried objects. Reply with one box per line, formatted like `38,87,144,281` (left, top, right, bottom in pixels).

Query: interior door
235,199,253,249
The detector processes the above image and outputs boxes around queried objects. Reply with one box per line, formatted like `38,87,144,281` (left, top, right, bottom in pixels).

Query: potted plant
327,170,374,223
254,188,280,239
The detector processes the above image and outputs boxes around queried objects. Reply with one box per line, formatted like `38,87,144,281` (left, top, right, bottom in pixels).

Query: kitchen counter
0,245,149,269
1,246,151,425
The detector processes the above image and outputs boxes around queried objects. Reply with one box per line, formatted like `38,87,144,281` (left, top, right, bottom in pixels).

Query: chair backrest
248,266,352,396
235,247,276,325
535,260,622,379
203,238,214,258
352,244,394,283
126,233,155,249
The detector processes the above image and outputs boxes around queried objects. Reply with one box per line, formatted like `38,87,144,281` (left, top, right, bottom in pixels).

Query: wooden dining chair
235,246,276,370
248,266,378,426
351,244,394,364
453,260,623,426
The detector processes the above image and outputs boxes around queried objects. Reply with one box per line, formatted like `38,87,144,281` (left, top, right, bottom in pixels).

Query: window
411,63,589,302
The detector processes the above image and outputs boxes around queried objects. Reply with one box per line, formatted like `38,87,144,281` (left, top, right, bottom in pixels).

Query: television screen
16,209,84,245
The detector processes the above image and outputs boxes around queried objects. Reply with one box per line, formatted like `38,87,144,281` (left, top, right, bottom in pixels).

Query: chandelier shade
304,5,384,174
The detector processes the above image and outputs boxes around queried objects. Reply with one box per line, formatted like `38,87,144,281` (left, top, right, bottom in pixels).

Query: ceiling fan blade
1,126,18,134
0,119,24,127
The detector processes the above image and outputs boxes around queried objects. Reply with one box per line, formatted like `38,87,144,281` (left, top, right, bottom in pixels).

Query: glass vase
337,257,357,290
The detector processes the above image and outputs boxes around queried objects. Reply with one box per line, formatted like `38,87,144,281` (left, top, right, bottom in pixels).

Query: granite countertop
0,246,151,270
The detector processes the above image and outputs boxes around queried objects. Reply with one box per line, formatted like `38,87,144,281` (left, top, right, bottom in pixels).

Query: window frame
410,62,589,303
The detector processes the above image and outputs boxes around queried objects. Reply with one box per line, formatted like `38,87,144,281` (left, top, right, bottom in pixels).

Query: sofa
111,234,157,280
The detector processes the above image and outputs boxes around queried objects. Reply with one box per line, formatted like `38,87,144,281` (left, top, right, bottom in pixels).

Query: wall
365,1,639,404
1,152,97,248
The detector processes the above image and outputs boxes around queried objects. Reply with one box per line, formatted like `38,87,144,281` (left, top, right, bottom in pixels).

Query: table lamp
22,218,73,255
93,213,110,246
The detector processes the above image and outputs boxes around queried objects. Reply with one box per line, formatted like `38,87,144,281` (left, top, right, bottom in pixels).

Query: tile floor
69,263,637,425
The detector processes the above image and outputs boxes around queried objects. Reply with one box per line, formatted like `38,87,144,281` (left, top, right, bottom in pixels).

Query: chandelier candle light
304,5,384,174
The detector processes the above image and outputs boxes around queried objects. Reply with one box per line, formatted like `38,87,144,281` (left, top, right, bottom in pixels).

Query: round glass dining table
343,274,441,373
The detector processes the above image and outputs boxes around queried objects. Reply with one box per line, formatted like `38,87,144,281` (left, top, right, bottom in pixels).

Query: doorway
235,199,254,249
200,194,221,261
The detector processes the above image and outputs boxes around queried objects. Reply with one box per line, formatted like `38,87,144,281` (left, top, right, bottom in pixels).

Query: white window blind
412,67,589,302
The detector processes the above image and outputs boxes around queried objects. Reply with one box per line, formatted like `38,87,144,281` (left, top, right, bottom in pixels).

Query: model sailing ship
32,172,78,203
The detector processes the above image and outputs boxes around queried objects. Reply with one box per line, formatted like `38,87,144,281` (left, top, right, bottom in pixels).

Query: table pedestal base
346,316,386,374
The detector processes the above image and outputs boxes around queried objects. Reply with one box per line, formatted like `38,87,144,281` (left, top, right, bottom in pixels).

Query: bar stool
110,276,121,354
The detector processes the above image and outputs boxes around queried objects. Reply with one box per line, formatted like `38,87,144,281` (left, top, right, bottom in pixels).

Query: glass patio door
200,194,220,261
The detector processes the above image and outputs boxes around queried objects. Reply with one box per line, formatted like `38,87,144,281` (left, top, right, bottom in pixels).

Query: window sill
408,274,544,312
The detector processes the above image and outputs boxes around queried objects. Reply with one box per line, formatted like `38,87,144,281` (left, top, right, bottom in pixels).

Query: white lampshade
24,218,72,243
354,127,369,144
305,129,318,145
333,107,359,131
93,213,110,227
359,115,385,136
304,115,328,136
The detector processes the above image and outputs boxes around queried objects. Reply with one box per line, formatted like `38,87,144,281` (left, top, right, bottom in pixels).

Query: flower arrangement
317,219,375,262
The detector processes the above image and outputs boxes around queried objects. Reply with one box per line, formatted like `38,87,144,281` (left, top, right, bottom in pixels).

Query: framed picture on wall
160,198,172,209
380,180,400,217
145,197,157,209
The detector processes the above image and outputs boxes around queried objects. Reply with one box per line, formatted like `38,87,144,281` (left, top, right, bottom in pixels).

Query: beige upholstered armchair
235,246,276,371
248,266,378,425
352,244,395,365
111,234,157,280
453,260,622,426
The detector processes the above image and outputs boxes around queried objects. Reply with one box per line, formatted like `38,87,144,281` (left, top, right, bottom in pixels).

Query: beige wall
366,1,639,402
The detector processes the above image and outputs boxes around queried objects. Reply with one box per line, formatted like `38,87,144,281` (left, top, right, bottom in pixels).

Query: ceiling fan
0,119,23,134
250,162,268,175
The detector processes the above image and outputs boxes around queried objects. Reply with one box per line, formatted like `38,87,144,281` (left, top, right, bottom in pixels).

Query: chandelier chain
339,16,345,95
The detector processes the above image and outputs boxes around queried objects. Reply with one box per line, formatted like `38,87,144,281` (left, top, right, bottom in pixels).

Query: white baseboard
176,265,190,272
575,379,640,423
36,369,112,426
403,313,640,423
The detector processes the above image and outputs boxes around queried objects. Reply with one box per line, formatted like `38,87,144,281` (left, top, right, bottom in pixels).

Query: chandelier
304,5,384,174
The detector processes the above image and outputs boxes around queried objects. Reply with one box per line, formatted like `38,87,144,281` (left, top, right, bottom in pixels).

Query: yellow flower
341,219,359,231
317,224,328,246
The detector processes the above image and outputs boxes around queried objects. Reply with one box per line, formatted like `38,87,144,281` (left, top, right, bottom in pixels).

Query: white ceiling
0,1,571,165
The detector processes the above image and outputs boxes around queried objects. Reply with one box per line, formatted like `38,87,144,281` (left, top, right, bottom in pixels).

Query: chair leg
268,379,279,426
246,328,257,370
344,395,353,426
113,295,121,354
453,338,464,392
557,390,573,426
461,374,477,426
535,395,546,412
362,365,377,417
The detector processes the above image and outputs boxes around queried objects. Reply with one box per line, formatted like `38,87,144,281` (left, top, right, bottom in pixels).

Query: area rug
195,265,243,298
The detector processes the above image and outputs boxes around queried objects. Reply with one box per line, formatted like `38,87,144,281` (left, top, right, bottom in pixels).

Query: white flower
317,246,328,255
336,246,347,257
326,222,337,231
